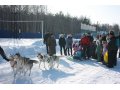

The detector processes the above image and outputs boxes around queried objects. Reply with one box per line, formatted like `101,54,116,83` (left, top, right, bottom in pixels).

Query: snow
0,38,120,84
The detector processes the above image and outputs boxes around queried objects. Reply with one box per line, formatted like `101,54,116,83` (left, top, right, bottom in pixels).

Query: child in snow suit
73,41,82,60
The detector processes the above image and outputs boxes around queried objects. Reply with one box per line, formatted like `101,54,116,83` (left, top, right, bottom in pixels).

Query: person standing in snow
116,32,120,58
66,34,73,56
59,34,66,56
47,33,56,56
80,33,90,59
43,32,50,54
96,35,102,62
107,31,118,68
90,41,97,59
87,32,94,58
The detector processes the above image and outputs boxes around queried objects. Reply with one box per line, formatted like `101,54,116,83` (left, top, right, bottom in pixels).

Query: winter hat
109,30,114,36
87,32,91,35
60,34,64,38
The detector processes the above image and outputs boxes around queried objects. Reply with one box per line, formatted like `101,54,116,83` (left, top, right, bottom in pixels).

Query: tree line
0,5,119,36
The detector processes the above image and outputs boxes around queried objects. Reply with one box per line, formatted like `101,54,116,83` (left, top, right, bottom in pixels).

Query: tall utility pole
96,21,99,33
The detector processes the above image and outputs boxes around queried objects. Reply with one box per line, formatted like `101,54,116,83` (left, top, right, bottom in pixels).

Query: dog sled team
0,47,61,77
0,33,61,78
0,46,61,78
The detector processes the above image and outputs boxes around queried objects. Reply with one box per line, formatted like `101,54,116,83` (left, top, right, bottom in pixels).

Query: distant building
80,23,96,36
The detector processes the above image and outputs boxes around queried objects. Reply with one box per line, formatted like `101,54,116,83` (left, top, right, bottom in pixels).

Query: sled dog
9,55,17,73
13,53,38,77
37,53,50,69
49,55,61,68
9,54,25,77
37,53,61,69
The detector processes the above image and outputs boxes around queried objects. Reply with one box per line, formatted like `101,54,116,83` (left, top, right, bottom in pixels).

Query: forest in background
0,5,119,36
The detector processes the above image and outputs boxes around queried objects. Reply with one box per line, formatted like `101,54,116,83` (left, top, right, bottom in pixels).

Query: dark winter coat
47,35,56,56
96,43,102,61
90,42,97,58
87,35,94,43
102,36,107,41
100,36,107,45
43,33,50,45
107,36,118,68
107,36,118,51
59,37,66,46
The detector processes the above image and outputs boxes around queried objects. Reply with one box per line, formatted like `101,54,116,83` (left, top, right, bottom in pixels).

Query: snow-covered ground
0,38,120,84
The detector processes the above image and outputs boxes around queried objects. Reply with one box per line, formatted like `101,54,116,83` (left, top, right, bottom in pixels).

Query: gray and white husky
11,53,38,77
37,53,50,69
9,55,18,74
49,55,61,69
37,53,61,69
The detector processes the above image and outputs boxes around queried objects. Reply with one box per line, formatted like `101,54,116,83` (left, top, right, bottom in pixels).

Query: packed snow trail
0,39,120,84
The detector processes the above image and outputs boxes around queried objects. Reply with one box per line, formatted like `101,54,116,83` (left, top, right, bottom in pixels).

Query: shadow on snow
42,69,74,82
60,59,73,69
12,75,33,84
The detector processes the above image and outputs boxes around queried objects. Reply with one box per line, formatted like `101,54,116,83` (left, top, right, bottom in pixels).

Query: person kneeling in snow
72,41,82,60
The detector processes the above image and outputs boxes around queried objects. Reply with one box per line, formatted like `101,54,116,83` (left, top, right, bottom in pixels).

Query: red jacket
80,36,90,46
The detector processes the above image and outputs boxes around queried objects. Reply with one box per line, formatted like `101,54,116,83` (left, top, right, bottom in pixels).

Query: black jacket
87,35,94,43
108,36,118,51
43,33,50,44
59,37,66,46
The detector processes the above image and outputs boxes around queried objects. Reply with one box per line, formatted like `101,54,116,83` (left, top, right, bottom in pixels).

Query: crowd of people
43,32,74,56
73,31,120,68
44,31,120,68
93,31,119,68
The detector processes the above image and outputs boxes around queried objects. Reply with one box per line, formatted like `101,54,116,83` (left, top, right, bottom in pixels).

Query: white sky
47,5,120,25
0,0,120,25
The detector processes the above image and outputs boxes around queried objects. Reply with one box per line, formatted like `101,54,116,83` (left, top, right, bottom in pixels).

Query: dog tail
0,46,9,61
